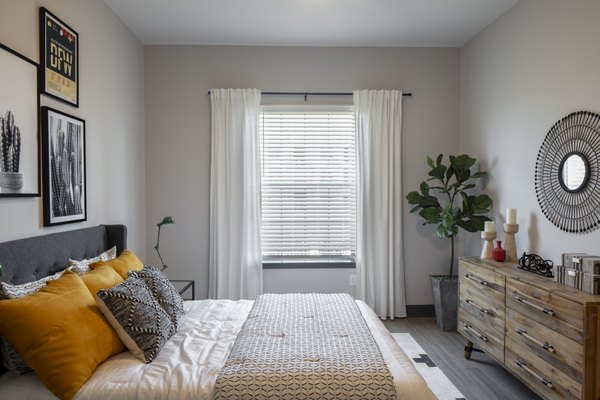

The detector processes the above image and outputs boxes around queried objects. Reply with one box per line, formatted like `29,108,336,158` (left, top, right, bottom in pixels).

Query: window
260,105,356,267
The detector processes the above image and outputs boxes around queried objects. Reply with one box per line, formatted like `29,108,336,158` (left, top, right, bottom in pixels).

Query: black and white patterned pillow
129,267,185,329
0,269,67,300
1,337,31,374
96,277,176,363
0,268,69,374
69,246,117,275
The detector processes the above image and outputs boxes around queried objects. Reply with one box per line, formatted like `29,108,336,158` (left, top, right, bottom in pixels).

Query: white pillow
69,246,117,275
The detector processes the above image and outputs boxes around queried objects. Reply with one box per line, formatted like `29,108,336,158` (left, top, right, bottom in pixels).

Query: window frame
259,104,357,269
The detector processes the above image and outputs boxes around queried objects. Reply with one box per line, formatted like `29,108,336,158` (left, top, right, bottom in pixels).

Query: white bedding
0,299,436,400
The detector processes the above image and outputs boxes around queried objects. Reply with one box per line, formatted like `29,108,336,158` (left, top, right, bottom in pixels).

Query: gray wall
145,45,460,304
461,0,600,261
0,0,146,255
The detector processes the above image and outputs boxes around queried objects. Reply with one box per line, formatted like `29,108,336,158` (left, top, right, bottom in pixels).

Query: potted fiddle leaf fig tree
407,154,492,331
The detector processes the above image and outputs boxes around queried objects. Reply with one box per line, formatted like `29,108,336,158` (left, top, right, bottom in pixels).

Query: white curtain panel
209,88,263,300
354,89,406,319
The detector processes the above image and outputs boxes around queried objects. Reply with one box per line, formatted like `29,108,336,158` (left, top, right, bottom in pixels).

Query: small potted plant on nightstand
406,154,492,331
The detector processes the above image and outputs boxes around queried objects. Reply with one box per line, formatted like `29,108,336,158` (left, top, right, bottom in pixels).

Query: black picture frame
41,106,86,226
0,42,40,197
39,7,79,107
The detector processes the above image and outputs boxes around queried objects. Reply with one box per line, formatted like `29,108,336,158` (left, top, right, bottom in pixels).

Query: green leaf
451,154,476,170
459,215,490,232
436,154,443,166
473,194,493,214
461,183,476,191
454,169,471,185
449,155,456,167
436,222,458,239
457,219,481,232
420,181,429,196
469,215,491,223
410,205,422,213
442,209,455,227
406,191,423,205
420,196,441,208
445,165,455,183
429,165,447,181
427,156,435,169
471,171,487,179
420,207,441,223
436,224,449,238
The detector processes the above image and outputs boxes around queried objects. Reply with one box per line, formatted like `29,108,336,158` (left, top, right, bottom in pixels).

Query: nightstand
169,279,195,300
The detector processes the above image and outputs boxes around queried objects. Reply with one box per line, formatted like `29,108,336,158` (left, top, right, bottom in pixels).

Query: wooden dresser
458,257,600,400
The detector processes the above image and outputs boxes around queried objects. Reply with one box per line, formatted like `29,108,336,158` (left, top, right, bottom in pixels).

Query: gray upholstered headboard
0,224,127,285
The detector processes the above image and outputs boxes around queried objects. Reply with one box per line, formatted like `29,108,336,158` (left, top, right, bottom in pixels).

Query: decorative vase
0,172,23,193
492,240,506,262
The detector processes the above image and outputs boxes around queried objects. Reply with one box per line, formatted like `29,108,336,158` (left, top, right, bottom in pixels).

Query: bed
0,225,436,400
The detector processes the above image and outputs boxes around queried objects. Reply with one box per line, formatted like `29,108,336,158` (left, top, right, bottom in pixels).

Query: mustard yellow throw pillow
91,249,143,279
0,271,124,400
81,264,124,297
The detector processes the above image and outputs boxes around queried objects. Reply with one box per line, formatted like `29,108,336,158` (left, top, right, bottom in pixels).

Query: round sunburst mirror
535,111,600,233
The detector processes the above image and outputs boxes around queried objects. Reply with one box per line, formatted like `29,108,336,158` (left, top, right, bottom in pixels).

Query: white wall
0,1,146,254
145,45,460,303
461,0,600,261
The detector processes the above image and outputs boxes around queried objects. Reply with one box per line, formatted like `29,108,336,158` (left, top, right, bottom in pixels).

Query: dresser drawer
459,260,505,296
507,278,583,343
506,308,583,382
458,307,504,363
506,337,581,400
459,283,504,334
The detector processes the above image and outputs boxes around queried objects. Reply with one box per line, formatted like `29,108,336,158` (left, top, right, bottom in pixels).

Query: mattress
0,299,436,400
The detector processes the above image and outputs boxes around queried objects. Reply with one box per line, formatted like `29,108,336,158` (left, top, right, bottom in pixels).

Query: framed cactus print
0,42,40,197
41,107,86,226
40,7,79,107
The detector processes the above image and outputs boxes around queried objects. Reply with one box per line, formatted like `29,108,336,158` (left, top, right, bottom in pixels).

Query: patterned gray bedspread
212,293,397,400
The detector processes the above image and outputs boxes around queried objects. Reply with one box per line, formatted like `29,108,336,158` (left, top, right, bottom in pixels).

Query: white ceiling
103,0,520,47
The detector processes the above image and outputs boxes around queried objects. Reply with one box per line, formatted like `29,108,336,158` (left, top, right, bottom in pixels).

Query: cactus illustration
50,118,83,217
0,111,21,173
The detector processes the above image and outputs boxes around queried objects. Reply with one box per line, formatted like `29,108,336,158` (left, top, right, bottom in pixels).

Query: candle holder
481,231,497,259
503,223,519,262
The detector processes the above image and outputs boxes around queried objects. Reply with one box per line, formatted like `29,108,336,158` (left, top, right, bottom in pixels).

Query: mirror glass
560,153,588,192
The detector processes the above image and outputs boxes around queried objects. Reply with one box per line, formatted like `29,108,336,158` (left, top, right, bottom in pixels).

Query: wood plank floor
384,318,541,400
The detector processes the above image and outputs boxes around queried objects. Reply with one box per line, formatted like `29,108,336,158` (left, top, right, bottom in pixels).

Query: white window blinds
260,106,356,263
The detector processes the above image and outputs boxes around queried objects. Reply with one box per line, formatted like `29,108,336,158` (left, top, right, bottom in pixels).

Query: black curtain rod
207,91,412,97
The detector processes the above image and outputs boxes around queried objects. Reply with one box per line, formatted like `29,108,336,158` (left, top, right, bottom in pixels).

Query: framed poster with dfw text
39,7,79,107
41,107,86,226
0,43,40,197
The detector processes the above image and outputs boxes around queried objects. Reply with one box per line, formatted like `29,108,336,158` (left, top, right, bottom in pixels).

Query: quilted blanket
212,293,397,400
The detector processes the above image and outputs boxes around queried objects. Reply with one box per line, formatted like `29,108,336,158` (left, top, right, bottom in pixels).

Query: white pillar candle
484,221,495,232
506,208,517,224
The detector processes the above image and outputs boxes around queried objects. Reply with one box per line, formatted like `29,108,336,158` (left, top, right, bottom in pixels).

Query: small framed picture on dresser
39,7,79,107
41,107,86,226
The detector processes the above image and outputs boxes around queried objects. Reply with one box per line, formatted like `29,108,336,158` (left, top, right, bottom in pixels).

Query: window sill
262,261,356,269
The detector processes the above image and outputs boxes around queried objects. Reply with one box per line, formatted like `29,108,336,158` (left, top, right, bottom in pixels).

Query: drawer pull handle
513,359,554,389
515,328,556,353
515,295,556,316
463,323,488,342
465,273,489,286
465,299,490,315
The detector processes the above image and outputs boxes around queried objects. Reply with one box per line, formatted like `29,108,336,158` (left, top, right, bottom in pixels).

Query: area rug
392,333,467,400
